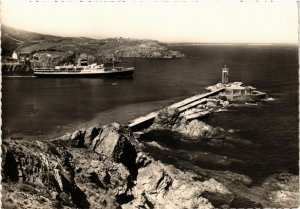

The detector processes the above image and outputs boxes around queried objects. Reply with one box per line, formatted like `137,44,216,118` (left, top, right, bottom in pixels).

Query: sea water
2,45,298,181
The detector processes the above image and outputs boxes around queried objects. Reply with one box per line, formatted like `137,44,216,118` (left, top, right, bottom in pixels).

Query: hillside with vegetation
2,25,185,69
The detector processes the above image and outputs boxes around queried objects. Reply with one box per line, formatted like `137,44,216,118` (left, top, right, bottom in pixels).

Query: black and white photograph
1,0,299,208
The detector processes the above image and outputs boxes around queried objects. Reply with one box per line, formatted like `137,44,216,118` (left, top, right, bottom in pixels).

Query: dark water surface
142,44,299,181
2,45,299,180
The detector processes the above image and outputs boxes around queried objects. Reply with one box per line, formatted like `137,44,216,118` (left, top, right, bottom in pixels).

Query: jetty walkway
128,88,225,130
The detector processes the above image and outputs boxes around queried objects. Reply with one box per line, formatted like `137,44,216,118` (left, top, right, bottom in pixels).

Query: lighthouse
222,65,229,84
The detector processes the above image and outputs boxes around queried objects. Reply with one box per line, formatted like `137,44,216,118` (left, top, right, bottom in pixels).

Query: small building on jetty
224,82,256,100
207,81,256,100
207,65,265,101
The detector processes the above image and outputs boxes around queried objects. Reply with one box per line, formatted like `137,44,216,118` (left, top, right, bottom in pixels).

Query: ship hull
34,69,134,78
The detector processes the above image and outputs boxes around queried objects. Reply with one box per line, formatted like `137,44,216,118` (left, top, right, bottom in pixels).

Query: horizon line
165,42,299,45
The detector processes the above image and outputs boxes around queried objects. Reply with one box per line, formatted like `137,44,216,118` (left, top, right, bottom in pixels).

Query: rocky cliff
2,119,298,208
2,122,233,209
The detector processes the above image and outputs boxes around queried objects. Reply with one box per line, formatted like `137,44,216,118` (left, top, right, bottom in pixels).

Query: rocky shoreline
2,83,299,208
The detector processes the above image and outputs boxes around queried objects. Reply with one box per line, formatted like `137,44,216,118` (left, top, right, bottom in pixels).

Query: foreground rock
2,123,240,209
260,173,299,207
124,159,233,209
3,120,298,208
147,107,251,150
185,163,299,208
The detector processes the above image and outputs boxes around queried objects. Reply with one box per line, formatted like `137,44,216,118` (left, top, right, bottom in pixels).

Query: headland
1,25,185,75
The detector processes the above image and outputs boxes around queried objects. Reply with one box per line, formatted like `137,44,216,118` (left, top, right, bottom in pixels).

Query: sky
1,0,298,43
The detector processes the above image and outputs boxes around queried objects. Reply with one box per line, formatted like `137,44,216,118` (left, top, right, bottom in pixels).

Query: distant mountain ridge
1,25,185,68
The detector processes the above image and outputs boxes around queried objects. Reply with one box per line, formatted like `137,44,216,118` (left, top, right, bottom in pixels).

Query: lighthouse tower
222,65,229,84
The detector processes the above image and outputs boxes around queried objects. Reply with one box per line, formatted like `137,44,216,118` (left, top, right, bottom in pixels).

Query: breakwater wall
129,81,267,132
129,87,225,131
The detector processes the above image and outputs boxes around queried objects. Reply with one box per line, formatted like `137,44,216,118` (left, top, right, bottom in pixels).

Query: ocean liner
33,63,134,77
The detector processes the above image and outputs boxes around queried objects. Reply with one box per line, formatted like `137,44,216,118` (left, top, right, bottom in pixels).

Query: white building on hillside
12,51,18,59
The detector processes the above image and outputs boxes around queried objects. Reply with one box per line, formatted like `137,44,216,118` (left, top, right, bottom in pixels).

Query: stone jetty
129,81,266,132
